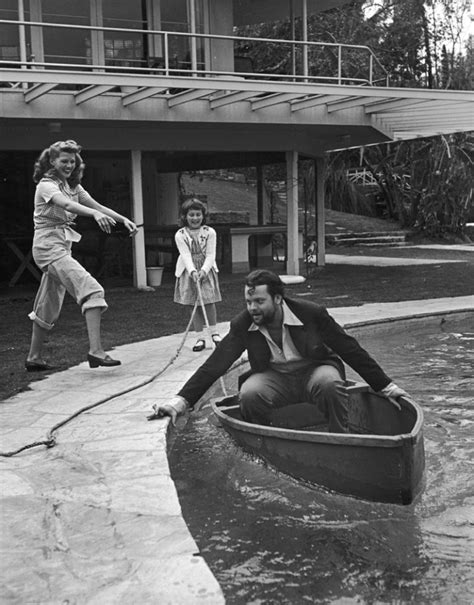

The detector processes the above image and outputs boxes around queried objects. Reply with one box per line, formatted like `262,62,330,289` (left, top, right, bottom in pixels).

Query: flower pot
146,266,164,287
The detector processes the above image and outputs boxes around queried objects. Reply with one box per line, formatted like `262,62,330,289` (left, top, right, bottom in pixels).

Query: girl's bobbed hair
179,197,208,227
33,139,84,186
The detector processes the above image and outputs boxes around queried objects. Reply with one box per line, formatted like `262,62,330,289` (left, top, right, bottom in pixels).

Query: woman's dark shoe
25,360,55,372
211,334,222,345
87,354,121,368
192,339,206,352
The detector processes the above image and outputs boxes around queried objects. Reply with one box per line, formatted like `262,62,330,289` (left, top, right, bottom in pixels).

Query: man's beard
251,306,276,326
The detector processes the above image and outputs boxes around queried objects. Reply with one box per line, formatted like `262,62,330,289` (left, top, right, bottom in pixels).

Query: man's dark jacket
178,296,391,407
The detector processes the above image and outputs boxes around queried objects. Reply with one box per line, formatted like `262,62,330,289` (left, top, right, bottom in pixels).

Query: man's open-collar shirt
248,300,314,374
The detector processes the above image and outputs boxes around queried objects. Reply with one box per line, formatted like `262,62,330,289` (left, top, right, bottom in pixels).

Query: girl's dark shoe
192,339,206,352
25,360,55,372
87,354,121,368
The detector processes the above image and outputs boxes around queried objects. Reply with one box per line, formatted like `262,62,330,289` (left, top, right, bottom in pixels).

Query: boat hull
211,383,425,505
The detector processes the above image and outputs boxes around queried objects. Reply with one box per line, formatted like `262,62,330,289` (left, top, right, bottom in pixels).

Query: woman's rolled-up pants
28,254,108,330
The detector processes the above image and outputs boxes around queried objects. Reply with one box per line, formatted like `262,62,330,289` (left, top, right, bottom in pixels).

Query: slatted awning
1,69,473,146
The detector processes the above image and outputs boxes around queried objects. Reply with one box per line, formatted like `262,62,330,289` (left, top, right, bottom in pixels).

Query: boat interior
215,381,418,436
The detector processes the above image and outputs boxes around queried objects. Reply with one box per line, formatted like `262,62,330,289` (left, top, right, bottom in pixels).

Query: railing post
164,31,169,76
290,0,296,80
337,45,342,85
369,53,373,85
189,0,198,76
302,0,308,82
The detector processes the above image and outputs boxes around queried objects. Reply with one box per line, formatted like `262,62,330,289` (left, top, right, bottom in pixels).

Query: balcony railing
0,19,390,87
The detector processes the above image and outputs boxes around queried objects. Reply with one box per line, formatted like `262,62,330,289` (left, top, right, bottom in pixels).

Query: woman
26,139,137,371
173,198,222,352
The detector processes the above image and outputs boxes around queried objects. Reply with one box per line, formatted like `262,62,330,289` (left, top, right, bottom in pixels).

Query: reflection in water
169,320,474,604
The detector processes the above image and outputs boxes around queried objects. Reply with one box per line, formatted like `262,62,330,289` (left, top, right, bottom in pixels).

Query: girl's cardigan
174,225,219,278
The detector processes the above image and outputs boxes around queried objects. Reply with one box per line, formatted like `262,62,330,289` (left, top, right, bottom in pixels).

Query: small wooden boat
211,381,425,505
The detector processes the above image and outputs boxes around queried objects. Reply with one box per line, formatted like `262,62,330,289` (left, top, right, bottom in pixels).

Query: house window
0,0,30,65
102,0,147,69
41,0,90,65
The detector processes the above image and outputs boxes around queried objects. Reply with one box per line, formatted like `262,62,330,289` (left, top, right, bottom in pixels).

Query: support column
18,0,27,90
257,165,264,224
131,150,148,288
91,0,105,68
316,157,326,266
29,0,44,64
286,151,299,275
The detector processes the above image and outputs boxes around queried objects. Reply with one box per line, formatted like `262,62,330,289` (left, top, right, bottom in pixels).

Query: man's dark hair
245,270,285,298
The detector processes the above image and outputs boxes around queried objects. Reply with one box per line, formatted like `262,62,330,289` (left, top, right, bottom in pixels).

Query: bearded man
152,269,408,432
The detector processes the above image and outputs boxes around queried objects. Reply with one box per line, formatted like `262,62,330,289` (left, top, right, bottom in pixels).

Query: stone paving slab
1,296,473,604
0,336,226,604
331,296,474,326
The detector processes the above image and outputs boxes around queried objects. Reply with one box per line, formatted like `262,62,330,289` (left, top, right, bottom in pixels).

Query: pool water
169,318,474,604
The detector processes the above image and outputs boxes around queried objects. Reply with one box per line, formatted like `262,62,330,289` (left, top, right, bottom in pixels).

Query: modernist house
1,0,473,287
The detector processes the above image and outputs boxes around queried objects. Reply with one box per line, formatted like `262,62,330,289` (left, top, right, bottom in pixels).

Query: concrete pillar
29,0,44,64
257,165,264,224
316,157,326,266
131,150,147,288
286,150,299,275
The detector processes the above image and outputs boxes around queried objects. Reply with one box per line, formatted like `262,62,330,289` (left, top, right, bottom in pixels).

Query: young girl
174,198,222,352
26,139,137,371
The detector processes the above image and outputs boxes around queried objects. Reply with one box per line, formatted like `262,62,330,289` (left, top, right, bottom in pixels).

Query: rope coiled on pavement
1,283,225,457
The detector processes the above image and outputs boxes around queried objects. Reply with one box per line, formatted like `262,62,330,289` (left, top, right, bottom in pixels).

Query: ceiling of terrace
1,69,473,149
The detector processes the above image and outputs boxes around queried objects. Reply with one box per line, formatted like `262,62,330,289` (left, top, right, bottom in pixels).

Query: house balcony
2,19,472,148
0,19,389,87
0,19,403,151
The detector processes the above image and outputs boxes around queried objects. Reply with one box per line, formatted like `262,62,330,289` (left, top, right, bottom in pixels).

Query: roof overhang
1,69,473,151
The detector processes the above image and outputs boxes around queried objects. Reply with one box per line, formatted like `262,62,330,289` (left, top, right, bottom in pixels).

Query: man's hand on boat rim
147,396,188,425
380,382,413,410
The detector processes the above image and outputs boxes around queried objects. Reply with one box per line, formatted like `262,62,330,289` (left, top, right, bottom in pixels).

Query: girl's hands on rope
148,396,188,425
192,270,206,283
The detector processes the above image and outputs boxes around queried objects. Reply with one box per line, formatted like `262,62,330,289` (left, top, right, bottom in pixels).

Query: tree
326,134,474,239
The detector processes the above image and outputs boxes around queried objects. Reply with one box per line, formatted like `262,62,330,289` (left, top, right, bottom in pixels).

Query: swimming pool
169,314,474,604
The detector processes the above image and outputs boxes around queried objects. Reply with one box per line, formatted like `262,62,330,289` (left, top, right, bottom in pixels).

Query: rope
195,279,228,398
0,297,202,458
